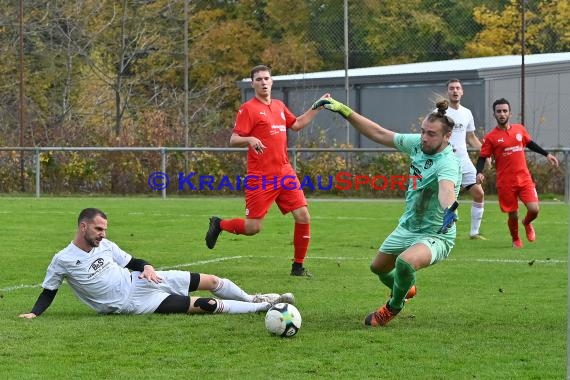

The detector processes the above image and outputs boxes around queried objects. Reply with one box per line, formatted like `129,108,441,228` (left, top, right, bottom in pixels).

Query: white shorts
121,270,191,314
460,157,477,187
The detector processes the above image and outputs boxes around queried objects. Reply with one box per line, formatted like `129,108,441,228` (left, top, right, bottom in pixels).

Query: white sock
470,202,484,236
215,300,269,314
211,278,253,302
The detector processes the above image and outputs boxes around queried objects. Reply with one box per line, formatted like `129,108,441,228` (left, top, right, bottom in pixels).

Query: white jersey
444,105,476,159
42,239,133,314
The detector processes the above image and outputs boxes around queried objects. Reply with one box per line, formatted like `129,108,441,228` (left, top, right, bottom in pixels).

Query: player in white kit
19,208,294,318
442,79,486,239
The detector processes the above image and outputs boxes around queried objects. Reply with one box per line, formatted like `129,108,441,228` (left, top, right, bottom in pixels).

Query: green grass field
1,197,567,379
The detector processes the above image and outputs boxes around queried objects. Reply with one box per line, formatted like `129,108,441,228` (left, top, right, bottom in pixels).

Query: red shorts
496,181,538,213
244,174,307,219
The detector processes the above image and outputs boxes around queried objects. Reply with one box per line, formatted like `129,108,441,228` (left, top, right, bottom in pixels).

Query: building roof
263,52,570,82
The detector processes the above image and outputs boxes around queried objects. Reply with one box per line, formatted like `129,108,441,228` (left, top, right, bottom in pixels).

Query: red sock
293,223,310,264
523,211,538,225
220,218,246,235
507,217,519,240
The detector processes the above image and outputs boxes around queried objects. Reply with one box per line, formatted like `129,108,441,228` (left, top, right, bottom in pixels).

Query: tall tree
464,0,570,57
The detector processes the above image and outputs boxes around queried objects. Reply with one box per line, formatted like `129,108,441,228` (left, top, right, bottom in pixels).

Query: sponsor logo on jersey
270,125,286,135
88,258,105,278
503,145,524,155
409,163,422,180
90,258,104,271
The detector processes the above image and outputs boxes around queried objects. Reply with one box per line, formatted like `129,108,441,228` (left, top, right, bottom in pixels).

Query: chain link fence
0,1,568,194
301,0,567,71
1,147,568,202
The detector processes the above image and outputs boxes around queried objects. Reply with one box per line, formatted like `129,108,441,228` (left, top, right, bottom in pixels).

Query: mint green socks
389,257,416,310
371,265,395,289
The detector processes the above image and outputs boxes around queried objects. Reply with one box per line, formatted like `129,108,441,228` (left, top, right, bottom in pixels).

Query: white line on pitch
2,255,565,293
162,255,567,265
1,283,43,292
160,256,246,269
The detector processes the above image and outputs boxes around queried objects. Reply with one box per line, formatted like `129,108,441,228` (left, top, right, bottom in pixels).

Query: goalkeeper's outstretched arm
347,111,396,148
312,97,395,148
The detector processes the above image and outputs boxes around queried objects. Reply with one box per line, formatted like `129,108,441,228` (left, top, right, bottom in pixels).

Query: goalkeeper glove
438,201,459,234
311,98,353,119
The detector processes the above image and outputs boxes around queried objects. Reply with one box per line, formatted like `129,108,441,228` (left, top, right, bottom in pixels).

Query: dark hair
426,100,455,134
492,98,511,112
78,208,107,226
250,65,271,80
446,78,462,87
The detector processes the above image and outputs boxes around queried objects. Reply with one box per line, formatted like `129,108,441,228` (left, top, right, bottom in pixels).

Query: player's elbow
289,121,304,132
228,134,242,147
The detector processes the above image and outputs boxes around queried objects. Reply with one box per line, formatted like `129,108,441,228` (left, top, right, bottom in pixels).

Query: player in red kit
205,65,327,276
475,98,559,248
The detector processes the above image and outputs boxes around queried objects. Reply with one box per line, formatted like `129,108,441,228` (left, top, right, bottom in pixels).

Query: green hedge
0,150,565,197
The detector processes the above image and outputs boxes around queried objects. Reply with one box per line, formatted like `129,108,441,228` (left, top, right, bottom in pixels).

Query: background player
443,79,486,239
205,65,327,277
475,98,559,248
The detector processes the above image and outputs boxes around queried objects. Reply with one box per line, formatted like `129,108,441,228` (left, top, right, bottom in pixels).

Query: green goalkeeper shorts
379,224,455,265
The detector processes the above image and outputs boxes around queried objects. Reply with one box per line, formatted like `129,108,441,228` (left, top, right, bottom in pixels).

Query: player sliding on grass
312,97,461,327
475,98,559,249
19,208,294,319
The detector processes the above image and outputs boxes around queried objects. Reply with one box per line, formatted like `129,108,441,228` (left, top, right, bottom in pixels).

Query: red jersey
233,97,297,176
479,124,533,187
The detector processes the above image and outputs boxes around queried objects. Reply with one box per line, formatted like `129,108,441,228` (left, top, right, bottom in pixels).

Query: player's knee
474,186,484,201
370,263,382,275
249,225,262,234
194,297,218,313
198,274,219,291
245,220,262,235
293,208,310,224
395,255,410,268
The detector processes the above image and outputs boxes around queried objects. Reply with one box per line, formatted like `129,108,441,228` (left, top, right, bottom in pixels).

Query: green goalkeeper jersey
393,133,461,238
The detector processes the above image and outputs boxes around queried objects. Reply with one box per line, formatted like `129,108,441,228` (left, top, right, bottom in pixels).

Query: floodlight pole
18,0,25,192
520,0,526,125
183,0,190,173
344,0,349,146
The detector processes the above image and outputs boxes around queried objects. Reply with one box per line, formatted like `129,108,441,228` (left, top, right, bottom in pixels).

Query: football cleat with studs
205,216,222,249
364,303,400,327
252,293,295,306
291,263,312,277
512,238,523,249
523,222,536,242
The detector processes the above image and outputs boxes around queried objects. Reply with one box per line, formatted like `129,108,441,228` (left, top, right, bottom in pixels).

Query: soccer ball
265,303,302,337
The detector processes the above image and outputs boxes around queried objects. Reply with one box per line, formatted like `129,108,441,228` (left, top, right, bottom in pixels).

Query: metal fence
3,1,568,152
1,147,569,203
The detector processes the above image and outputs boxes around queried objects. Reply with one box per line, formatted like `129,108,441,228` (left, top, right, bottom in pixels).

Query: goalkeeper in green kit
313,96,461,327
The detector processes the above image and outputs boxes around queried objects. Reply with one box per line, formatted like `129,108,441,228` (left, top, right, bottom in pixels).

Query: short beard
421,142,443,155
84,235,100,248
